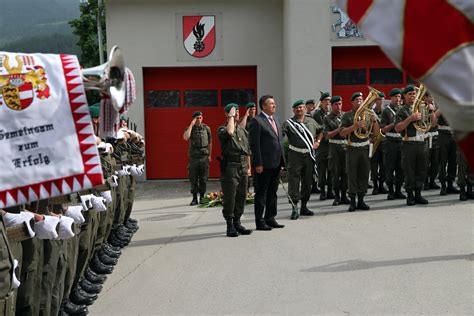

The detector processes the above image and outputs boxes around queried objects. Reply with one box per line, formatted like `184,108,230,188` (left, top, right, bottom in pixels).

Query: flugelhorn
82,46,126,112
354,86,381,139
413,84,431,133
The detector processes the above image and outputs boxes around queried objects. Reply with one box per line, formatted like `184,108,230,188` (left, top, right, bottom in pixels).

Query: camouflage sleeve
380,109,389,128
217,126,230,139
340,112,351,128
394,108,408,125
206,125,212,142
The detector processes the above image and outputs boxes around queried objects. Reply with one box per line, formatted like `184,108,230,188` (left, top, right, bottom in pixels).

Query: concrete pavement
91,180,473,315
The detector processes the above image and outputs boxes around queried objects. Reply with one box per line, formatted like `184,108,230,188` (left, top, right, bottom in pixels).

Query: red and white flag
337,0,474,168
183,15,216,58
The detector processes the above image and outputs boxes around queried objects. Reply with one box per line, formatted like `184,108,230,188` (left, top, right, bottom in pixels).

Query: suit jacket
249,112,283,169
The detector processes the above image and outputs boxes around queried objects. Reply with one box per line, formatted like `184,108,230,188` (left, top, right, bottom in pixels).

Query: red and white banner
183,15,216,58
337,0,474,168
0,52,104,208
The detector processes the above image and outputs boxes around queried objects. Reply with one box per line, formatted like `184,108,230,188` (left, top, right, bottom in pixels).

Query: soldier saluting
183,111,212,205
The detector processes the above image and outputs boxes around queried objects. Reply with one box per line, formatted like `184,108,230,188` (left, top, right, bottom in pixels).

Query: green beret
319,92,330,101
389,88,402,97
351,92,363,101
377,92,385,98
292,99,305,109
192,111,202,118
120,115,128,121
330,96,342,104
305,99,315,105
89,105,100,118
246,102,256,108
224,103,238,113
403,85,416,94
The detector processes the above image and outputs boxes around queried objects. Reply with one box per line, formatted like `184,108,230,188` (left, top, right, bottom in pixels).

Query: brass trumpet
412,84,431,133
354,86,381,139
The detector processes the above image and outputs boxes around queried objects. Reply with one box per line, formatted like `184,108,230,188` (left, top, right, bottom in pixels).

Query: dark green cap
292,99,305,109
319,92,330,101
224,103,239,113
330,96,342,104
192,111,202,118
246,102,256,108
403,85,416,94
305,99,315,105
120,115,128,121
351,92,363,101
89,104,100,118
389,88,402,97
377,92,385,98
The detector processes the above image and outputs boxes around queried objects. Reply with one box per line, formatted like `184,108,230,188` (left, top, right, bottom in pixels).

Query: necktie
269,116,278,135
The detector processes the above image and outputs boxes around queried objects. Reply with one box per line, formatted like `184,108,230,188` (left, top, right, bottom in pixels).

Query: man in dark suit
249,95,285,230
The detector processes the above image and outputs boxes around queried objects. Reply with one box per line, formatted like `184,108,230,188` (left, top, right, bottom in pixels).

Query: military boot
440,182,447,195
340,190,350,204
372,180,379,195
319,189,327,201
446,181,460,194
459,186,467,201
406,190,415,206
387,184,395,200
394,185,406,199
348,196,357,212
80,279,103,294
61,299,88,315
225,217,238,237
379,181,388,194
70,286,98,306
290,202,300,220
300,200,314,216
429,178,440,189
467,184,474,199
97,251,118,266
414,189,429,204
332,189,340,206
84,267,107,284
190,193,198,206
326,187,335,199
424,178,430,190
199,193,205,204
357,194,370,210
233,219,252,235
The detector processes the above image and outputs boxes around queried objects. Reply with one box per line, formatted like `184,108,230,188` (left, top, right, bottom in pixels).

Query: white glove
108,175,119,187
58,216,75,240
105,143,114,154
91,196,107,212
80,195,94,211
20,212,36,238
100,191,113,204
130,165,140,176
34,215,60,239
65,206,85,225
2,212,26,227
12,259,20,289
137,165,145,174
117,169,128,176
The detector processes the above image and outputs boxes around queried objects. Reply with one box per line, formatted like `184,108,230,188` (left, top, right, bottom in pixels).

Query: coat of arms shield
183,15,216,58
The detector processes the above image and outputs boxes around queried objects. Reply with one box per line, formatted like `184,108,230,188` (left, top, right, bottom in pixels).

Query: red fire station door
332,46,417,111
144,66,257,179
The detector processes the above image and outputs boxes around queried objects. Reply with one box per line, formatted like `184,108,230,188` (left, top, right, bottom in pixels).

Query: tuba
354,86,381,139
412,84,431,133
82,46,126,112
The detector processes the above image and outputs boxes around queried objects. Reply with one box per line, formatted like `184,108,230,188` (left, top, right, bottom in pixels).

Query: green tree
69,0,107,105
69,0,106,68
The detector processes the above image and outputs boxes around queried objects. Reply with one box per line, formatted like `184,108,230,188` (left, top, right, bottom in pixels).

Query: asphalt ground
91,180,473,315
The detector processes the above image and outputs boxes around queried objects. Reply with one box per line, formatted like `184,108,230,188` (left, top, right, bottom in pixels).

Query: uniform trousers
401,142,427,191
438,131,457,182
221,160,248,219
346,146,370,196
288,150,314,203
384,138,404,187
328,144,347,191
188,156,209,195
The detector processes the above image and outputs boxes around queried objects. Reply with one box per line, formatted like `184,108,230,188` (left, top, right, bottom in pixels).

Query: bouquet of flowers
198,192,255,208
